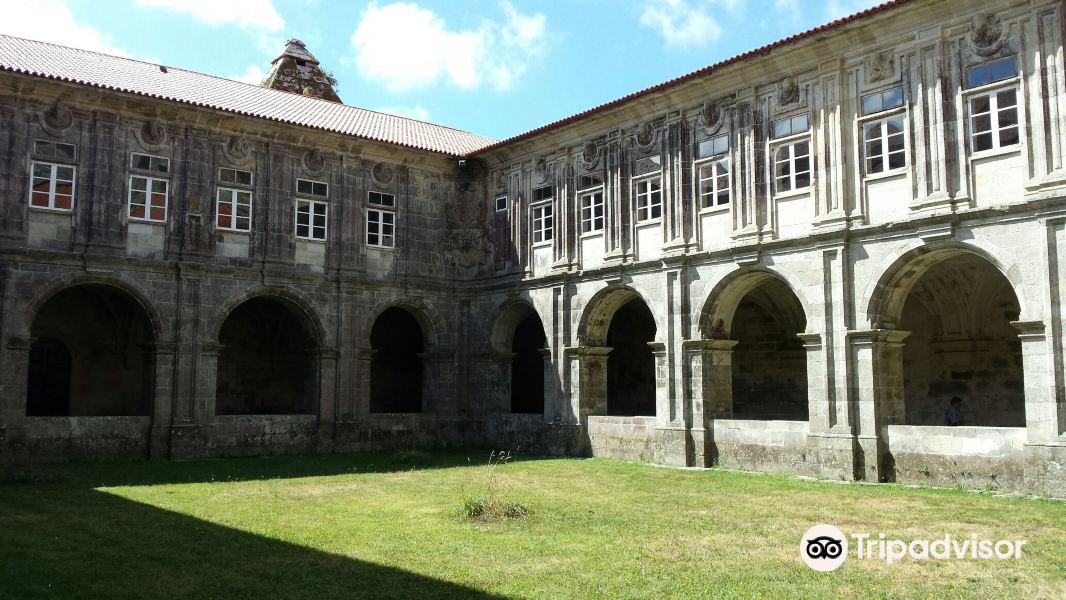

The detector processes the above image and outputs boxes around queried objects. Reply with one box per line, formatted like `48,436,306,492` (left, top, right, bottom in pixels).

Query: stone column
353,348,374,415
565,345,611,423
539,347,555,421
1,337,32,426
315,347,338,453
148,342,176,460
651,340,687,466
798,333,829,432
682,339,737,467
1011,321,1061,442
848,329,909,482
195,343,222,425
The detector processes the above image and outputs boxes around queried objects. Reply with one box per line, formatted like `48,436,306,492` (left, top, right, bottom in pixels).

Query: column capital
565,345,613,357
796,332,822,350
681,338,739,352
199,342,224,356
847,328,911,346
1010,320,1046,340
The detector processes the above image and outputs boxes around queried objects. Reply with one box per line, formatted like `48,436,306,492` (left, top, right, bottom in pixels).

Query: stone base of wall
710,419,816,477
587,416,656,462
1023,443,1066,498
885,425,1026,490
1,417,151,463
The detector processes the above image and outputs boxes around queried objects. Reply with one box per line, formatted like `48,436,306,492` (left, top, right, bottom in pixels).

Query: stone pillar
539,347,554,421
195,343,222,425
315,347,338,453
682,339,737,467
848,329,909,482
565,345,611,423
1011,321,1062,442
1,337,32,426
353,348,374,415
148,342,176,460
650,340,687,466
798,333,829,432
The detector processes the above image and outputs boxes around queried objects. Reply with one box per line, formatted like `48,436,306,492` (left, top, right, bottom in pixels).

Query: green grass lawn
1,450,1063,599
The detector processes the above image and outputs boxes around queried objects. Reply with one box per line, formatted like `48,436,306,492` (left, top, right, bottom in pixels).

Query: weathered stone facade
2,0,1066,496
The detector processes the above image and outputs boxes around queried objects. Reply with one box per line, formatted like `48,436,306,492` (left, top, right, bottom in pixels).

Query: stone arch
867,242,1026,427
489,298,548,414
361,298,441,350
576,284,655,346
26,282,157,416
215,295,321,415
489,297,545,353
209,285,327,347
368,305,428,413
23,273,165,343
864,239,1032,329
697,267,810,421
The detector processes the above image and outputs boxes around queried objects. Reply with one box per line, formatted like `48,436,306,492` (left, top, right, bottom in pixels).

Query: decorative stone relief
222,135,251,165
865,50,896,84
699,99,725,133
303,149,325,174
778,77,800,107
371,162,394,187
39,99,74,136
970,13,1005,57
635,121,656,148
534,157,549,183
580,140,599,169
139,119,167,148
443,193,493,276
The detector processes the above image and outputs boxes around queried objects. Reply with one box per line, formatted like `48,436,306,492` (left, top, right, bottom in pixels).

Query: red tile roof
470,0,915,155
0,34,495,156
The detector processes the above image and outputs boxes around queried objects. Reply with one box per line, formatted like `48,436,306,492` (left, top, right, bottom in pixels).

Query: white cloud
0,0,129,56
640,0,722,49
350,1,547,92
375,105,431,121
232,64,266,84
134,0,284,31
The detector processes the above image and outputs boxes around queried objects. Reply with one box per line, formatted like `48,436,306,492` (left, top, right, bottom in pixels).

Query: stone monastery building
1,0,1065,496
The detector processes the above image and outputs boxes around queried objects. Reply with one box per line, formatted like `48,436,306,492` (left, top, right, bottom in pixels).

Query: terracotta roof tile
0,34,494,156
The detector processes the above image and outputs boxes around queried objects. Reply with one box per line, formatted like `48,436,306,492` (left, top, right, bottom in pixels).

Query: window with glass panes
965,56,1019,153
580,190,604,232
295,199,327,240
531,202,553,243
30,162,76,211
634,177,662,221
770,114,811,193
860,86,906,174
696,134,730,209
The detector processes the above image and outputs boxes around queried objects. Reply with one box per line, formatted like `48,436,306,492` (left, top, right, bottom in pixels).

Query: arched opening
370,307,424,413
898,254,1023,426
216,297,318,415
729,277,808,420
605,298,656,416
511,313,546,414
27,284,154,416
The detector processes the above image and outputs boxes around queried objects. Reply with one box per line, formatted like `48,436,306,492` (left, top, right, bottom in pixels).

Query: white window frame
296,178,329,198
579,188,604,233
531,202,553,244
29,161,76,212
216,187,252,232
495,195,508,213
219,167,254,187
128,174,169,223
966,84,1020,155
772,137,811,195
634,176,662,223
861,114,907,176
696,157,730,211
366,207,395,248
294,198,328,241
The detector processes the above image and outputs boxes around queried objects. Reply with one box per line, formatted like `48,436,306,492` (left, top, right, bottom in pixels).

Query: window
495,196,508,212
697,160,730,209
966,56,1017,89
863,116,906,174
697,134,729,159
578,173,603,189
774,141,811,193
130,153,170,174
30,162,75,211
128,175,168,222
771,113,809,139
861,87,904,116
33,140,77,161
634,154,661,177
216,188,252,232
634,177,662,222
219,167,253,187
968,87,1019,152
580,190,604,233
369,191,394,207
295,199,327,240
296,178,328,198
531,203,553,243
366,208,395,248
532,185,552,202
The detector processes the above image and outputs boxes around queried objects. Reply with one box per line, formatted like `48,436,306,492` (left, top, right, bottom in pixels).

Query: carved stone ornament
866,50,896,84
635,122,655,147
580,140,599,168
971,13,1005,57
40,99,74,135
534,157,548,183
303,149,325,174
371,162,394,187
223,135,250,164
699,99,724,132
778,77,800,107
140,119,167,147
493,169,507,192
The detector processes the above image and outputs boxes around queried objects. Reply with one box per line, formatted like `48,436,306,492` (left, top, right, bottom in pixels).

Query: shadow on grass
0,450,530,599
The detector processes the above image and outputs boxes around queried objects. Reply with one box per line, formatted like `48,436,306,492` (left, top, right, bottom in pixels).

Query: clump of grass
461,450,530,521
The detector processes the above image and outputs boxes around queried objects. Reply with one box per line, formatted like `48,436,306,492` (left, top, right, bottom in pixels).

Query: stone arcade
1,0,1065,496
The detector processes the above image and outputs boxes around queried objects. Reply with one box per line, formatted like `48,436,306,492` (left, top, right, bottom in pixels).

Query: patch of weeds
460,450,531,521
917,465,931,477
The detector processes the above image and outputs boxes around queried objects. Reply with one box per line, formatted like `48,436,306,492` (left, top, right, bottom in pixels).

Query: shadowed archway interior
605,298,656,416
511,313,546,414
27,284,153,416
370,307,425,413
730,278,808,420
216,297,317,415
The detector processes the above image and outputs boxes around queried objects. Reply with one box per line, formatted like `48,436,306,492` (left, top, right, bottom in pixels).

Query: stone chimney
260,39,341,103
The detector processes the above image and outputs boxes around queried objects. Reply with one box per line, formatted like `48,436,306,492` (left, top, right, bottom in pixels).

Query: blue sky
3,0,882,140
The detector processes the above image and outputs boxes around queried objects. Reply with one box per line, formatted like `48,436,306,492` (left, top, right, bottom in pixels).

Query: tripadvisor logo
800,524,1027,571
